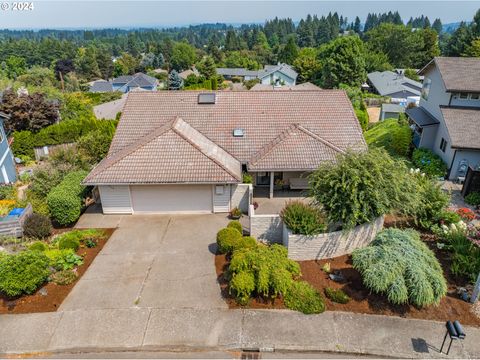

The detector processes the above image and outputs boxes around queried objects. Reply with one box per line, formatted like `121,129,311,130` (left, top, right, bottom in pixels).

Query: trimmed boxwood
227,220,243,234
216,227,243,254
58,237,80,252
47,170,88,226
28,241,48,252
280,200,326,235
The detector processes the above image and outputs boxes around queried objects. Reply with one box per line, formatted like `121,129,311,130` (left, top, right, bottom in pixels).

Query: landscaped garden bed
0,228,114,314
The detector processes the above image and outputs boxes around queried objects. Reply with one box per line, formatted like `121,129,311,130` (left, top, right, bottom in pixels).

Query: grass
365,118,412,158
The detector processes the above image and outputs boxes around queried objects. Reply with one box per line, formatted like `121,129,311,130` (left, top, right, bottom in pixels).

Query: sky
0,1,478,30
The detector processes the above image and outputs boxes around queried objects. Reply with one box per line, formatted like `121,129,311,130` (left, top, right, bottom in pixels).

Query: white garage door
130,185,213,214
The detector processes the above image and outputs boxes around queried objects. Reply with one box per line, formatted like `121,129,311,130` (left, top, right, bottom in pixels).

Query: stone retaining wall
282,216,384,260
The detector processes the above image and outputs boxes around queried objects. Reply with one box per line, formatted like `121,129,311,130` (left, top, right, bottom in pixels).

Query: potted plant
274,179,284,191
230,207,242,219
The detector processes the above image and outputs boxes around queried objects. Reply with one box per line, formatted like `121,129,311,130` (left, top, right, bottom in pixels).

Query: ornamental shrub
365,118,412,158
242,173,253,184
229,244,302,306
47,170,88,225
284,281,326,314
238,236,257,251
23,213,52,239
412,148,447,178
58,236,80,252
280,201,326,235
435,209,461,226
28,241,48,252
227,220,243,234
216,227,243,254
51,269,78,285
0,251,50,297
44,249,83,271
352,228,447,307
324,287,351,304
465,192,480,206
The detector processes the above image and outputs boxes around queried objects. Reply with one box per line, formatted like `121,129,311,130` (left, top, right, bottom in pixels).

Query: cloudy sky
0,1,478,29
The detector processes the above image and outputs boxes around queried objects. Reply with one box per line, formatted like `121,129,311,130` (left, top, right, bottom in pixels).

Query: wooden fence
34,143,76,161
0,203,32,238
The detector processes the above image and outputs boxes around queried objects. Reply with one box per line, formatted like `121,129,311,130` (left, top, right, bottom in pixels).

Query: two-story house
0,112,17,184
406,57,480,180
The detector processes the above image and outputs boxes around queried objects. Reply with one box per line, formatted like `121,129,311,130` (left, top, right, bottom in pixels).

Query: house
406,57,480,180
250,82,320,91
93,94,128,120
89,73,158,93
380,103,405,120
178,67,200,80
217,63,298,86
367,70,422,101
84,91,365,214
0,112,17,184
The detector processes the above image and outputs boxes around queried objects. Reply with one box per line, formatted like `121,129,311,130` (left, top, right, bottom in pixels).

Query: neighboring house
250,82,320,91
380,103,405,120
178,67,200,80
84,91,366,214
217,63,298,86
367,70,422,101
0,112,17,184
93,94,128,120
406,57,480,180
89,73,158,93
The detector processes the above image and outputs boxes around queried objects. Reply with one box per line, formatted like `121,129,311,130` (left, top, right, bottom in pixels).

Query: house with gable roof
217,63,298,86
84,90,365,214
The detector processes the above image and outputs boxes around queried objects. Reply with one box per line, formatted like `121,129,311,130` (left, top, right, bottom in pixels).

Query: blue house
89,73,158,93
0,112,17,184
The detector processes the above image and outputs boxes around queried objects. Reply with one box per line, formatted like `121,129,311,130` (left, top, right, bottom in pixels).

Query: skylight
233,129,244,137
198,93,216,104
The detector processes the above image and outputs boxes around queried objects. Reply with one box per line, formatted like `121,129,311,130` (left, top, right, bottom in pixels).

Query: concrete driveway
60,214,229,311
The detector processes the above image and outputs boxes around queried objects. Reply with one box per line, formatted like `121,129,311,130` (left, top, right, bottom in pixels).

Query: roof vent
233,129,244,137
198,93,216,104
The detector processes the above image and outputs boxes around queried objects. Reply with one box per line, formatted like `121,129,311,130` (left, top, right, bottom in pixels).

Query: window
421,78,431,100
215,185,224,195
440,138,447,153
459,93,469,99
470,93,480,100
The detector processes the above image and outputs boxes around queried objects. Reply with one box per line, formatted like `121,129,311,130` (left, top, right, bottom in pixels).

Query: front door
256,172,270,186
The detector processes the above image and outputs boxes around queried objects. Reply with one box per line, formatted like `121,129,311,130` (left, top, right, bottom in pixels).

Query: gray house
217,63,298,86
90,73,158,93
406,57,480,180
367,70,422,100
0,112,17,184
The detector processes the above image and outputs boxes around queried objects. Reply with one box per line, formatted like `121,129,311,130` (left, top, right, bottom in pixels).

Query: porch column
269,171,274,199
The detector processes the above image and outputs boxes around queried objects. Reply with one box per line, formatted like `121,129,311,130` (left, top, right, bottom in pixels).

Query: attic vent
198,93,216,104
233,129,244,137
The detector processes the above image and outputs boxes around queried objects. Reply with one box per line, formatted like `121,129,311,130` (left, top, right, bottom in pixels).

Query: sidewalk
1,308,479,358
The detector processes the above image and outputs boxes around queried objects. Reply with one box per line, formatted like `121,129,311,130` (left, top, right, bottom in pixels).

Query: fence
34,143,76,161
0,203,33,238
461,166,480,197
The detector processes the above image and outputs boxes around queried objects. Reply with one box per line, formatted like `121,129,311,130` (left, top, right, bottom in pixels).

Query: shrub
85,239,97,248
28,241,48,252
229,244,301,305
44,249,83,270
216,227,243,254
310,149,416,228
412,148,447,178
227,220,243,234
47,170,88,225
352,228,447,307
0,251,50,297
23,213,52,239
58,236,80,252
76,127,115,163
280,201,326,235
456,208,475,222
242,173,253,184
324,287,351,304
465,192,480,206
238,236,258,251
0,185,16,200
51,269,77,285
284,281,326,314
230,207,242,218
435,209,461,226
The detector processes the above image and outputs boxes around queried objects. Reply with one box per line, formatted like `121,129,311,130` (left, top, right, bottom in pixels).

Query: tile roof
367,71,422,97
86,90,365,184
441,107,480,150
248,124,345,171
420,57,480,93
84,117,241,184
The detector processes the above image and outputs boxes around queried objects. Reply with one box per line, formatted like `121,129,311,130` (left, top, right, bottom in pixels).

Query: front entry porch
252,187,310,214
251,171,311,199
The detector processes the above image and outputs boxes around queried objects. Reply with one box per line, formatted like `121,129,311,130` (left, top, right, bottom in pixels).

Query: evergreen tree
353,16,362,34
96,48,114,80
445,22,473,56
198,56,216,79
432,19,443,34
168,70,183,90
278,36,298,64
74,46,100,80
225,29,241,51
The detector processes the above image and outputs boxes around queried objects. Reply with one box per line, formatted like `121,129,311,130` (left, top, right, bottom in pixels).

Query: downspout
447,149,457,180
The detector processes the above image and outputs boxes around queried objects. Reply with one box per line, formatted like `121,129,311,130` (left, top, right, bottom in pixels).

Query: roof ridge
83,118,176,183
296,125,346,154
171,118,242,181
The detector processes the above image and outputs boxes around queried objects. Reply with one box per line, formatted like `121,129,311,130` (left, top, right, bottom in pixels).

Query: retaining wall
231,184,252,213
248,204,282,243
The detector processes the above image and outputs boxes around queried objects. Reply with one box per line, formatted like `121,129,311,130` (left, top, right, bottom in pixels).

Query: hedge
47,170,88,226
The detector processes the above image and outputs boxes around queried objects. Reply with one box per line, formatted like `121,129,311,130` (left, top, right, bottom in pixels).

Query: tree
364,51,393,73
445,22,472,56
432,18,443,34
197,56,216,79
207,38,222,63
113,52,139,76
296,19,315,47
353,16,362,34
293,48,321,83
463,38,480,57
155,53,165,68
0,90,59,132
224,50,260,70
278,36,298,64
95,49,114,80
74,47,100,80
168,70,183,90
317,36,366,88
17,66,56,87
3,55,27,79
139,52,156,71
170,42,197,71
225,29,241,51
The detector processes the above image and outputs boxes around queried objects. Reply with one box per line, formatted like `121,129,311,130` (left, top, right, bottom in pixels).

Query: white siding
98,185,133,214
213,184,231,213
130,185,212,214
